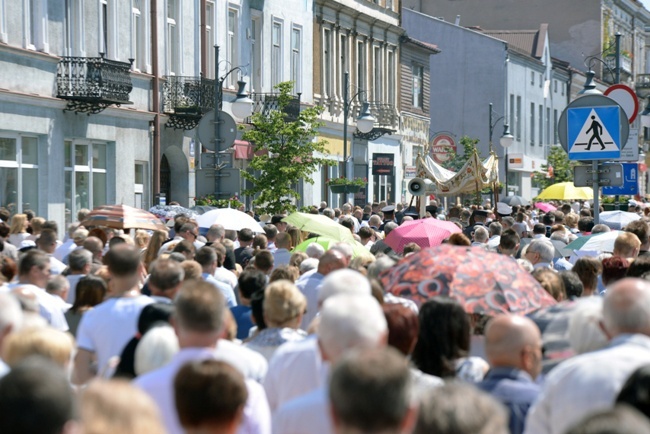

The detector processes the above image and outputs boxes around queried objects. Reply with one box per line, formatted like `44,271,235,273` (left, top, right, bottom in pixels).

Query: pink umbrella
384,217,462,253
535,202,557,213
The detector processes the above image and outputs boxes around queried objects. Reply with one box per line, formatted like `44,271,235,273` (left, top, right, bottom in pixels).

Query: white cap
497,202,512,215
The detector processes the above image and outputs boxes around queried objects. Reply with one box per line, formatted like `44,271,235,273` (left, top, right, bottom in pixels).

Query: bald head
602,278,650,338
485,315,543,379
317,250,347,276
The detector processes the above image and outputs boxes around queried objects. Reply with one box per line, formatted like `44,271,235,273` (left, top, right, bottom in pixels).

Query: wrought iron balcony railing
603,54,632,83
162,76,216,130
56,53,133,114
244,92,301,124
352,102,399,140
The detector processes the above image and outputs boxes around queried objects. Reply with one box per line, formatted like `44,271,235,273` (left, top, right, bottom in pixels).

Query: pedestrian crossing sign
567,106,621,160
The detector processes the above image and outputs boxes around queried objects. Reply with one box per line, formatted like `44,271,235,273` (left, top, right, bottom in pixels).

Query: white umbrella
579,230,621,253
196,208,264,233
598,210,641,230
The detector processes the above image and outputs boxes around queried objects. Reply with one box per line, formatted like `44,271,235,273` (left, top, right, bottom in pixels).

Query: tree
533,146,575,191
241,82,333,214
444,136,480,173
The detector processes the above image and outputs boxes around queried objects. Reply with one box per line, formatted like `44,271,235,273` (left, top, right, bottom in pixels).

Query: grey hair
527,239,555,263
318,269,371,304
367,256,397,280
489,222,502,236
384,222,399,236
602,278,650,336
592,224,611,234
299,257,319,274
323,208,335,219
207,224,226,240
67,248,93,272
330,242,353,261
305,242,325,259
474,227,489,243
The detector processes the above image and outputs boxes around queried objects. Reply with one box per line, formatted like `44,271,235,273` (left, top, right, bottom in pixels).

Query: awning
232,140,268,160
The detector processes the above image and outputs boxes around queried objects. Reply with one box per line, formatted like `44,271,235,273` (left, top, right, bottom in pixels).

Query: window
132,0,147,71
412,65,423,108
206,1,215,78
291,27,301,94
134,163,146,209
516,96,522,141
357,40,366,94
65,0,85,56
539,73,543,88
250,17,261,92
167,0,180,74
562,82,565,96
412,146,423,165
530,102,535,146
0,0,6,43
0,135,39,216
546,107,551,146
227,9,238,87
26,0,48,51
539,104,543,145
554,109,558,143
554,80,558,93
272,21,282,89
64,141,109,228
338,34,348,98
373,46,382,101
387,50,395,105
531,71,535,86
99,0,116,58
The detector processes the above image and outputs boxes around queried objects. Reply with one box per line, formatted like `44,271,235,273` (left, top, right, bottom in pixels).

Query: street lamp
489,102,514,195
341,71,376,203
212,45,253,198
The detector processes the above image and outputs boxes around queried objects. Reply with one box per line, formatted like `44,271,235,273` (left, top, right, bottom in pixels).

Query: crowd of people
2,198,650,433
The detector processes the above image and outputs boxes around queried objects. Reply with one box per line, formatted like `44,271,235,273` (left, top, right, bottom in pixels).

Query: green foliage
241,81,334,215
194,195,243,209
533,146,575,190
444,136,481,173
326,176,367,187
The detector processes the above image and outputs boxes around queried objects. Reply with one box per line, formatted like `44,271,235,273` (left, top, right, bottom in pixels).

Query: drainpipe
151,0,161,199
200,0,206,75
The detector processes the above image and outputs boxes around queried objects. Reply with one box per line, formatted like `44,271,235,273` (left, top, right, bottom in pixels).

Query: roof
400,35,442,54
483,23,548,60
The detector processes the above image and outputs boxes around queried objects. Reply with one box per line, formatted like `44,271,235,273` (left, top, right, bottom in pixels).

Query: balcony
244,92,301,124
162,76,216,130
56,54,133,114
603,54,632,84
353,102,399,141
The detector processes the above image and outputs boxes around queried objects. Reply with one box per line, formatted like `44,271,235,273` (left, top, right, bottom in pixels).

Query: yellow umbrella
536,182,593,201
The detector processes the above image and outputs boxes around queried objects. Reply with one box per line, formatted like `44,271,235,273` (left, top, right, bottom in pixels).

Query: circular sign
430,133,456,164
605,84,639,124
197,110,238,152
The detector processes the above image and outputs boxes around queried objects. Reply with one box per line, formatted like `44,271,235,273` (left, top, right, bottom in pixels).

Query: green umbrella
564,232,610,251
283,212,355,242
294,236,372,258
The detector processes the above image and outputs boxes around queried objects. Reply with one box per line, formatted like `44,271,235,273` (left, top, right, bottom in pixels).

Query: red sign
430,133,457,164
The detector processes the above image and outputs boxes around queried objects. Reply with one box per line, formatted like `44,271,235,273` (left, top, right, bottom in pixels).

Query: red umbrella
535,202,557,213
81,204,167,231
384,217,462,253
379,244,556,316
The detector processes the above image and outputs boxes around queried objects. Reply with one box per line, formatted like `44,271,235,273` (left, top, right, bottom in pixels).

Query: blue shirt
478,367,541,434
202,273,237,307
231,305,254,340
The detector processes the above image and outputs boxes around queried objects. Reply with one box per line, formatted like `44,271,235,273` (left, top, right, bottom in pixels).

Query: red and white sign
605,84,639,124
430,133,457,164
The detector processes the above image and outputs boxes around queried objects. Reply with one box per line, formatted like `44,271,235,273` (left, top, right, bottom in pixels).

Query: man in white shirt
196,246,237,307
134,280,271,434
0,293,23,377
524,238,555,270
72,245,153,384
272,294,388,434
159,222,203,255
211,242,238,290
272,233,292,268
36,229,67,276
524,278,650,434
64,248,92,304
53,224,79,261
7,250,68,331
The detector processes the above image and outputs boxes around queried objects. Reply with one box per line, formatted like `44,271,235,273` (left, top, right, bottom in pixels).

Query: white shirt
65,274,85,304
214,339,268,384
524,334,650,434
272,248,292,268
295,272,325,330
273,387,332,434
214,266,238,290
76,294,154,376
49,255,67,276
7,283,68,331
54,239,76,261
135,347,271,434
263,336,328,412
244,327,307,362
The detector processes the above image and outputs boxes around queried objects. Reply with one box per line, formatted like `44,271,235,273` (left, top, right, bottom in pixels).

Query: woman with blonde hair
79,379,166,434
27,216,45,241
2,327,75,370
143,230,168,270
134,230,151,252
244,280,307,360
8,214,30,247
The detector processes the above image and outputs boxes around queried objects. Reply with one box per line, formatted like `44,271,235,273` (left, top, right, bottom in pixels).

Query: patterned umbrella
81,204,167,231
384,217,461,253
380,244,556,315
149,205,198,221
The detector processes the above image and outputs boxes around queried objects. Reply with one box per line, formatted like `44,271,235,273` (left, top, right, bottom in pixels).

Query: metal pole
505,147,509,195
214,45,221,197
342,71,349,206
614,33,621,211
593,159,600,224
489,103,493,147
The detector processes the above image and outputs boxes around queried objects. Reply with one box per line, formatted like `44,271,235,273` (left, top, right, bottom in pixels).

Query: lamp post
213,45,253,199
341,71,376,203
488,103,514,195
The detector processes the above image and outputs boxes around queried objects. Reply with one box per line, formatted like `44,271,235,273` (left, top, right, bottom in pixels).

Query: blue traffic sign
568,106,621,160
602,163,639,196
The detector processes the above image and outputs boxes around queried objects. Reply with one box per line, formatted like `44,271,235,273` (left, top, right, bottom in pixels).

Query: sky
642,0,650,11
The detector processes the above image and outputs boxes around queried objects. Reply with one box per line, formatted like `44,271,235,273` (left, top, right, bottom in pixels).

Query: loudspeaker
408,178,434,196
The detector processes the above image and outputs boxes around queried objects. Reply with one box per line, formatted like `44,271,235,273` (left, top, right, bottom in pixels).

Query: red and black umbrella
380,244,556,316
